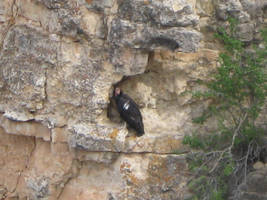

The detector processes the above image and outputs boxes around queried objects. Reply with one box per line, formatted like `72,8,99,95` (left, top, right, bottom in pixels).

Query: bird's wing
118,95,144,132
120,95,142,119
123,94,140,110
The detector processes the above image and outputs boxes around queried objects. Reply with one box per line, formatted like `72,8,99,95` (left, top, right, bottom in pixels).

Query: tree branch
209,112,248,174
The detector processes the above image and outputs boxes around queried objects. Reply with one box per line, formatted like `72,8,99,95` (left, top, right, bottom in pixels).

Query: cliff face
0,0,266,199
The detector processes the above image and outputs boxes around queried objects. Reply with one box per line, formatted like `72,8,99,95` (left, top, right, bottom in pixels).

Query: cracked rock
0,25,57,113
69,123,126,152
108,18,202,52
27,177,49,199
118,0,199,27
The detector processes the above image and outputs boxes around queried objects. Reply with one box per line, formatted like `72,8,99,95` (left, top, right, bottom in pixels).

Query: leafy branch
209,112,247,174
183,18,266,200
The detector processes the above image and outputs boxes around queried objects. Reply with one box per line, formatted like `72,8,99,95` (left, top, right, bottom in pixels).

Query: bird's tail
136,122,145,137
136,130,145,137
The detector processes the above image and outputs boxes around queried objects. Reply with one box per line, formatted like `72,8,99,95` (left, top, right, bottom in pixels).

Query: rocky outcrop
237,167,267,200
0,0,266,199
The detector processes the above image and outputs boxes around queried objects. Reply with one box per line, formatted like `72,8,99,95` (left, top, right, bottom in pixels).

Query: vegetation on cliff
183,18,267,200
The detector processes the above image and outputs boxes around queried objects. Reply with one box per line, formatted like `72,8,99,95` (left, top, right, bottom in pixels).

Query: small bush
184,18,267,200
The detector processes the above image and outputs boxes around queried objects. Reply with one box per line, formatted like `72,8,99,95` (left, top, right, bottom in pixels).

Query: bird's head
114,87,121,97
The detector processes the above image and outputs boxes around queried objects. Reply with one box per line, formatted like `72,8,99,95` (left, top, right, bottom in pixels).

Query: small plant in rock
183,18,267,200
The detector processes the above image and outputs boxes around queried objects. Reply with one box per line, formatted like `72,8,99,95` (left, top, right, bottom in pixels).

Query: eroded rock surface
0,0,266,199
237,167,267,200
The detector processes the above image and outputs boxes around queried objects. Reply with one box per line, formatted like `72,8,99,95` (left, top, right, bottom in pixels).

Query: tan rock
16,140,74,200
196,0,215,16
253,161,265,170
110,48,149,76
237,167,267,200
0,115,50,141
74,150,119,164
0,128,35,195
80,7,104,38
59,154,191,200
16,0,60,33
51,127,68,143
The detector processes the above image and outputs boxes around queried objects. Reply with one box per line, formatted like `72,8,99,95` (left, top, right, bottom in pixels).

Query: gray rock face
36,0,69,9
108,18,202,52
215,0,266,42
3,25,58,65
116,154,191,200
27,177,49,199
118,0,199,27
82,0,115,11
236,23,254,42
109,47,149,75
69,123,126,152
215,0,243,20
106,0,202,73
36,0,81,37
237,168,267,200
0,25,58,113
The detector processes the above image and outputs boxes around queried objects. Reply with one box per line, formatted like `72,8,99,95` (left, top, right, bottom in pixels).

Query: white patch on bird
123,101,130,110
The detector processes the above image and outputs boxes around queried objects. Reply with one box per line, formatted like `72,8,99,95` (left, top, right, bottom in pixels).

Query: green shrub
184,17,267,200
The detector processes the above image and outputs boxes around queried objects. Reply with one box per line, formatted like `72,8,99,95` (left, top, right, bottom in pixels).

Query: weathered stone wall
0,0,266,199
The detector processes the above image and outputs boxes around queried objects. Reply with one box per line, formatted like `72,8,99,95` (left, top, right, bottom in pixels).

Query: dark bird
114,87,145,136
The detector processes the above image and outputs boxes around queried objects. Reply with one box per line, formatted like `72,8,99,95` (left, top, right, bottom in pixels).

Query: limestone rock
51,127,69,143
35,0,81,37
196,0,215,17
26,177,49,199
81,0,115,11
253,161,265,170
215,0,243,21
0,25,57,113
108,18,202,52
0,0,266,199
80,7,105,38
214,0,266,42
236,23,254,42
240,0,267,19
237,168,267,200
16,140,74,200
4,110,34,122
70,122,187,153
36,0,69,9
110,47,149,75
0,128,35,196
59,154,191,200
69,123,127,152
118,0,199,27
75,151,119,165
0,115,51,141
